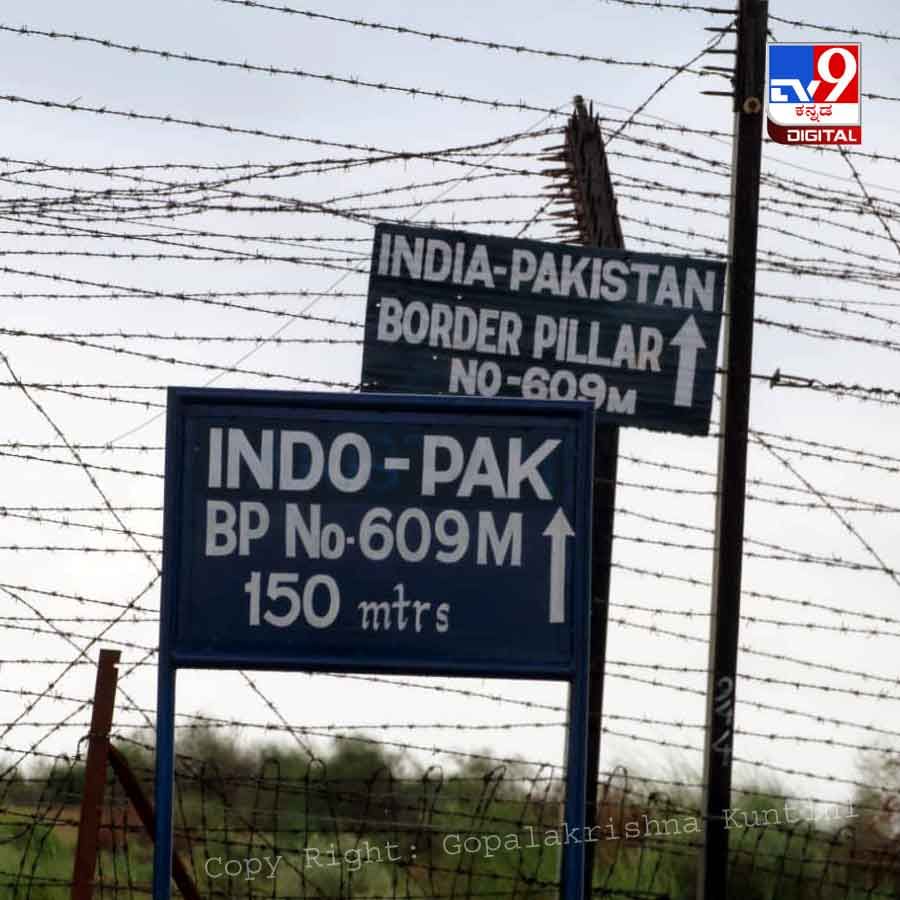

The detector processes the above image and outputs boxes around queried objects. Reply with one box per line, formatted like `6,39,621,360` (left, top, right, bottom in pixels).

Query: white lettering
429,303,453,348
303,575,340,628
600,259,628,301
402,300,429,343
506,438,559,499
475,308,499,354
684,268,716,312
238,501,269,556
391,235,424,278
376,296,403,343
423,239,452,281
533,315,557,360
205,500,236,556
227,429,273,490
637,327,663,372
653,265,682,307
458,437,506,498
285,503,320,559
560,255,589,298
610,325,636,369
607,386,637,415
422,435,464,496
448,358,477,395
377,232,391,275
327,433,371,493
477,512,522,566
463,244,494,287
532,252,561,295
632,263,659,304
279,431,324,491
452,306,478,350
208,427,223,488
509,248,537,290
497,312,522,356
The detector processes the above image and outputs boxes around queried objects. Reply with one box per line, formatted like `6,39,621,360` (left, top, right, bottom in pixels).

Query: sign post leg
152,657,177,900
561,627,590,899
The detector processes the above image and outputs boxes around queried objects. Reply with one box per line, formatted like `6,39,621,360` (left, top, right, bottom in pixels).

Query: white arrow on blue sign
543,508,574,624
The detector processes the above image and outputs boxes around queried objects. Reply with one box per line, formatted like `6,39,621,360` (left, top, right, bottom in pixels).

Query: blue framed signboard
154,387,594,899
361,223,726,435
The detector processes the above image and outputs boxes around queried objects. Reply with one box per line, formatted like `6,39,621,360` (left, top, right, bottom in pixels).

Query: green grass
1,732,897,899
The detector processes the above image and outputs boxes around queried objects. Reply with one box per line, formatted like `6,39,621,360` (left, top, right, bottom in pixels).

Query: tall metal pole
544,96,624,898
697,3,768,898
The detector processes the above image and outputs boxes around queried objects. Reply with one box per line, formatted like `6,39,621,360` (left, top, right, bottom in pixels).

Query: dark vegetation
1,727,898,898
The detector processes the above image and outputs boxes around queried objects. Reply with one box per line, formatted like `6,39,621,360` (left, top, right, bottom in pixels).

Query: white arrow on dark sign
671,315,707,408
542,508,574,624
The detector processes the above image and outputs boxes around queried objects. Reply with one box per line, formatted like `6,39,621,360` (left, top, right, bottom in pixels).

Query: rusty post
71,648,121,900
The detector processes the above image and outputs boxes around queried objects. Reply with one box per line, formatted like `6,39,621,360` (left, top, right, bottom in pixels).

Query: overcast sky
1,0,899,818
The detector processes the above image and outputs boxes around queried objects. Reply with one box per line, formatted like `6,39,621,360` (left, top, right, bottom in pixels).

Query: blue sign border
153,387,594,900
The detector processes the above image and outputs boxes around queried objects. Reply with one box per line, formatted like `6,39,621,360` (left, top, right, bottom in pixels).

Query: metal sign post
154,388,594,900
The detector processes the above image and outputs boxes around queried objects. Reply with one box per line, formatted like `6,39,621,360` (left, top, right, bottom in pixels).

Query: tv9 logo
766,44,861,146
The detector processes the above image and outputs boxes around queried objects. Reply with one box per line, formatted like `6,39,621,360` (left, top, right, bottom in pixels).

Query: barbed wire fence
0,0,898,897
